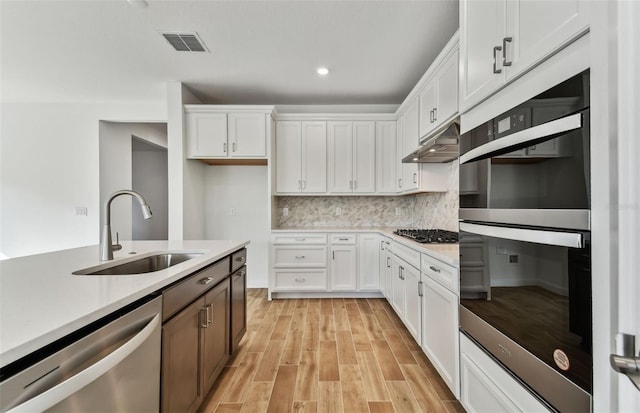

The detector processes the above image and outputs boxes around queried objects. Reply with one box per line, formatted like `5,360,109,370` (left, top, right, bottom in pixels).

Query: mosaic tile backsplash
276,161,459,231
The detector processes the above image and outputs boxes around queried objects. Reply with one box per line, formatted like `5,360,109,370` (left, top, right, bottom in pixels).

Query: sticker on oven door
553,349,570,371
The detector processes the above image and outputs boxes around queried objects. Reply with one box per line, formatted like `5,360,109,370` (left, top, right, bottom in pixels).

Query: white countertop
0,240,248,368
271,227,459,266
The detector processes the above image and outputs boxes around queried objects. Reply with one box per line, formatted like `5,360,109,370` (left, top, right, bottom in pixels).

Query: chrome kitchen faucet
100,190,152,260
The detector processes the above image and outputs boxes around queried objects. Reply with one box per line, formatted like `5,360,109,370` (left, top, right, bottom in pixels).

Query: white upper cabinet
327,121,375,194
227,113,267,157
275,121,327,194
185,107,271,159
186,112,228,158
419,48,459,139
460,0,589,112
504,0,588,82
401,99,420,192
375,121,397,194
460,0,506,113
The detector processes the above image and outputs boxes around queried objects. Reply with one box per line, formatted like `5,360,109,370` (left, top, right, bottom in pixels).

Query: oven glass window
460,70,590,212
459,232,592,393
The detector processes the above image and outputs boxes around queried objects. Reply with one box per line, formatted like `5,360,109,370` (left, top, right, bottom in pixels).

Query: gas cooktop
393,229,459,244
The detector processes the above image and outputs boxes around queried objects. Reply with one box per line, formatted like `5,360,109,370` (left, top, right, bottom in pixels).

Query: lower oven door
459,221,591,413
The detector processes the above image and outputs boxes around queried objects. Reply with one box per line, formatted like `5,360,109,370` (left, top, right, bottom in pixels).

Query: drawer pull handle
199,277,214,285
295,238,306,241
295,255,306,259
338,238,349,241
429,265,441,273
237,270,246,277
295,278,306,283
207,304,213,324
235,256,244,262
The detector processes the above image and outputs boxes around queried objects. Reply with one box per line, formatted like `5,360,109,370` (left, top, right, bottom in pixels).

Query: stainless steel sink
73,253,203,275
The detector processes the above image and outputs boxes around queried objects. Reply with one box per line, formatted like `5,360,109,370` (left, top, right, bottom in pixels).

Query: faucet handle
112,232,123,251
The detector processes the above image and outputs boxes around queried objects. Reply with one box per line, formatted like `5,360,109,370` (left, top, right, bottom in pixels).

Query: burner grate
393,229,458,244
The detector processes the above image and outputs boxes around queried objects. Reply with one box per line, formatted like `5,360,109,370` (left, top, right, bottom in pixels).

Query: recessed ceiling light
317,67,330,76
126,0,148,8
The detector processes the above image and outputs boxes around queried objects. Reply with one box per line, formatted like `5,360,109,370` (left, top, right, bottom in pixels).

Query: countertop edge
0,240,249,369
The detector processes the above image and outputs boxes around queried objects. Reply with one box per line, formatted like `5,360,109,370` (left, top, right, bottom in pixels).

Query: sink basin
74,253,203,275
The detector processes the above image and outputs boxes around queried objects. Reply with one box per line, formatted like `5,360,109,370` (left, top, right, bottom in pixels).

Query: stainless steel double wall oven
458,70,591,412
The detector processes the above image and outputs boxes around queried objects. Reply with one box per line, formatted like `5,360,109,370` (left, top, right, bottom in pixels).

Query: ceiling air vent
160,32,208,52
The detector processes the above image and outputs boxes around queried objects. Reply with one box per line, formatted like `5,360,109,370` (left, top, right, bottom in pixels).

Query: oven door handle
460,222,584,248
459,112,583,165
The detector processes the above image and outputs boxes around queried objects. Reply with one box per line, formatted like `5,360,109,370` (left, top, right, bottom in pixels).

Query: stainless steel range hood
402,119,459,163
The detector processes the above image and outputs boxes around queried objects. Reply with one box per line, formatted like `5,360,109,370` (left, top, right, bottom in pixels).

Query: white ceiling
0,0,459,105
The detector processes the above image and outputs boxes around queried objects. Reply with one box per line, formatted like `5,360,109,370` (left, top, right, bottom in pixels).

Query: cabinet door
505,0,588,82
186,112,228,158
202,279,230,393
419,80,437,139
327,121,353,193
330,245,357,291
390,255,405,317
228,113,266,157
375,121,397,194
402,99,420,191
403,264,421,345
395,116,405,191
378,239,388,296
231,266,247,353
460,0,506,112
358,234,380,291
302,121,327,193
435,48,459,125
422,276,459,397
403,98,420,156
275,121,302,193
161,297,205,413
352,121,376,193
384,250,393,301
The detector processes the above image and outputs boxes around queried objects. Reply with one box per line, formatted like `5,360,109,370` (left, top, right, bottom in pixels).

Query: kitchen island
0,239,249,369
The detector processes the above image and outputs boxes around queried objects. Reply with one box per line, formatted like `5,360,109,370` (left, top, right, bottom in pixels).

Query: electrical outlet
496,246,507,255
336,207,342,216
75,207,88,216
230,207,236,216
395,207,402,216
283,207,289,216
509,254,519,263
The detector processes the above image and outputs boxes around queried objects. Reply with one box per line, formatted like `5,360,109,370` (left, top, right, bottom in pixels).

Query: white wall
204,166,269,288
132,139,168,240
166,82,206,241
0,102,165,258
99,122,167,241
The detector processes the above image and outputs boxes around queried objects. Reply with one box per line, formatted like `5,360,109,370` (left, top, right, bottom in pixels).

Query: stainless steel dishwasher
0,296,162,413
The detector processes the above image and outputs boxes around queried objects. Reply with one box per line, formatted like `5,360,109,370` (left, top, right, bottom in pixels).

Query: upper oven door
459,71,590,231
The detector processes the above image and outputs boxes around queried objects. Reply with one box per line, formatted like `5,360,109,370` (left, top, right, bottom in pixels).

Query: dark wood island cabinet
160,248,247,413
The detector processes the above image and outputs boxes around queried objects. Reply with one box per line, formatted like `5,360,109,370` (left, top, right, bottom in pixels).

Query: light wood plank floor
198,289,465,413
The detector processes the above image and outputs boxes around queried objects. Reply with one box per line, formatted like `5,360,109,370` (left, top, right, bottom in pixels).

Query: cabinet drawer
162,257,230,321
272,233,327,245
421,253,458,294
330,234,356,244
231,248,247,272
274,270,327,291
273,246,327,267
392,241,421,269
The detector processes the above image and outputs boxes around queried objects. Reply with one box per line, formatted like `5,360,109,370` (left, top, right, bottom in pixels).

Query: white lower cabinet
390,254,405,317
402,263,421,345
460,334,551,413
358,234,381,291
422,275,459,397
330,244,357,291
